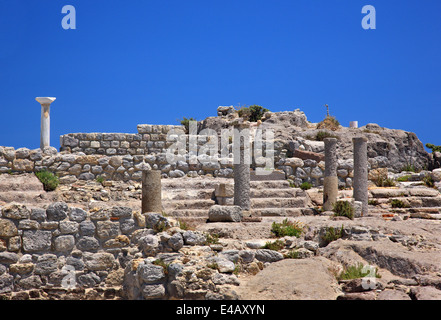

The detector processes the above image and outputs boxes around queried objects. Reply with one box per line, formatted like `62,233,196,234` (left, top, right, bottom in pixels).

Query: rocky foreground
1,173,441,300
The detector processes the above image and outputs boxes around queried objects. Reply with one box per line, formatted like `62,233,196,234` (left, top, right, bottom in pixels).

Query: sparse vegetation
271,219,304,238
317,115,340,131
315,131,338,141
368,199,379,206
237,105,269,122
397,175,411,182
332,201,354,220
390,199,410,208
300,182,313,190
284,250,300,259
336,263,381,281
321,225,345,246
205,233,220,245
400,163,420,173
179,117,197,133
96,175,105,185
426,143,441,153
262,239,285,251
35,169,59,191
374,176,396,187
153,259,170,275
423,174,435,188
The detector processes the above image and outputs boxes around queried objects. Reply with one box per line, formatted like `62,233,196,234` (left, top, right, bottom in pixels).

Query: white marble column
36,97,56,149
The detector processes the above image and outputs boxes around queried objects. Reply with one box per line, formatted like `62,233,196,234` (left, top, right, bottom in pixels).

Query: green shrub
237,105,269,122
35,170,59,191
153,259,170,275
262,239,285,251
179,117,197,133
300,182,313,190
315,131,338,141
426,143,441,153
390,199,410,208
397,175,411,182
400,163,419,173
332,201,354,220
321,225,344,246
96,175,105,185
284,250,300,259
423,174,435,188
374,176,396,187
336,263,381,281
205,233,220,245
271,219,304,238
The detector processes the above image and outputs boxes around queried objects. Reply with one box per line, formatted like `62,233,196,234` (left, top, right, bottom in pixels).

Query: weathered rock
22,230,52,252
208,205,242,222
254,249,284,263
46,202,69,221
83,252,115,271
183,230,206,246
237,257,341,300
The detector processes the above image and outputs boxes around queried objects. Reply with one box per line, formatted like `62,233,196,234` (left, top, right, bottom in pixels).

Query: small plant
179,117,197,133
35,169,59,191
426,143,441,153
154,220,169,233
177,219,193,231
317,115,340,131
423,174,435,188
284,250,300,259
96,175,105,185
321,225,345,246
315,131,338,141
237,105,269,122
332,201,354,220
397,175,411,182
368,199,379,206
205,233,220,245
300,182,313,190
400,163,419,173
207,262,219,270
374,176,396,187
262,239,285,251
271,219,304,238
390,199,410,208
336,263,381,281
153,259,170,275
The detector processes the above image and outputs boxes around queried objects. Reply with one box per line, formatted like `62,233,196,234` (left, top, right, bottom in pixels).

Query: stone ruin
1,101,441,300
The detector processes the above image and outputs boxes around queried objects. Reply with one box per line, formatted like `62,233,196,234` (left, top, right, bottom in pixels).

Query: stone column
142,170,162,213
233,122,251,211
353,137,369,216
35,97,56,149
323,138,338,211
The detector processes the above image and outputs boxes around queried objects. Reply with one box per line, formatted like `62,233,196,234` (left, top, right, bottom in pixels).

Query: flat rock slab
237,257,341,300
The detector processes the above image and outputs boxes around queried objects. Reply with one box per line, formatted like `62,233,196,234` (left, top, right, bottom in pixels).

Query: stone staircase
368,187,441,219
161,178,312,224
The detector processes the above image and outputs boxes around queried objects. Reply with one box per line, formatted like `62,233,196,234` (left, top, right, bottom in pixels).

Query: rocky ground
1,173,441,300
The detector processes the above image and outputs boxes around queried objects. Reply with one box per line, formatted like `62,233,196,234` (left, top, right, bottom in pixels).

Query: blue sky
1,0,440,151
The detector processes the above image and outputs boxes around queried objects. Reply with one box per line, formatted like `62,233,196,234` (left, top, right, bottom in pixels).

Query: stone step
251,188,302,198
163,199,215,210
251,197,308,209
370,188,440,198
0,191,50,204
0,174,44,192
162,189,214,201
161,179,292,191
388,196,441,208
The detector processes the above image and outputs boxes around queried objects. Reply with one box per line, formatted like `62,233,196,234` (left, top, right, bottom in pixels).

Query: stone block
208,205,243,222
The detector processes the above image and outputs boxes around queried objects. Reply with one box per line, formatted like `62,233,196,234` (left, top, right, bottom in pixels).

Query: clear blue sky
1,0,440,151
